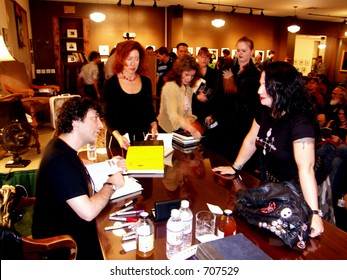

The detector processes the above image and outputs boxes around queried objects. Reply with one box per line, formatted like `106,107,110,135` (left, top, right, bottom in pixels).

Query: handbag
234,181,313,249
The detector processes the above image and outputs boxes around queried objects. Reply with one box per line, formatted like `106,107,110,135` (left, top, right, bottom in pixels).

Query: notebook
125,141,164,174
85,159,143,200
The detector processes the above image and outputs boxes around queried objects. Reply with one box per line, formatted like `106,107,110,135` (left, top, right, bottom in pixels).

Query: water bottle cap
171,209,180,217
224,209,233,216
140,212,149,218
181,200,189,208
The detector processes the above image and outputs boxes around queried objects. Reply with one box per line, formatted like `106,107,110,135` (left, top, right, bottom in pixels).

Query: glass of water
195,211,216,239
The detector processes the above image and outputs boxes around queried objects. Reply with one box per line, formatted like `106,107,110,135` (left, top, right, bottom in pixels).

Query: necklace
122,72,138,82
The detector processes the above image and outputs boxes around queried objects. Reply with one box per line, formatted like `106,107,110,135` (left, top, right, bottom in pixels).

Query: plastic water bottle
166,209,183,259
136,212,154,258
179,200,193,249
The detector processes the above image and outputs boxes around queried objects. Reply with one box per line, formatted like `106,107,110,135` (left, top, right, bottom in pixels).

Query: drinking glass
195,211,216,239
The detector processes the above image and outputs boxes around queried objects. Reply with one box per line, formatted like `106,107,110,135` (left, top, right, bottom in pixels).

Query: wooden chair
0,185,77,260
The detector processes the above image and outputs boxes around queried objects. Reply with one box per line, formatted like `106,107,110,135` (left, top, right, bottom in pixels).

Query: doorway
293,35,326,76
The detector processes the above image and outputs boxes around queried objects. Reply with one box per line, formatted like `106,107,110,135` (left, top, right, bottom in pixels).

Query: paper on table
121,240,137,252
85,159,143,200
207,203,223,215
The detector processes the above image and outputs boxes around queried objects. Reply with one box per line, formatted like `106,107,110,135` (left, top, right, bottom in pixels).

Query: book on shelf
84,159,143,200
125,141,164,174
194,233,272,260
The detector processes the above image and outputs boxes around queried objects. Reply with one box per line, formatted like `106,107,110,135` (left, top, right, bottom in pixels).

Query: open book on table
85,159,143,200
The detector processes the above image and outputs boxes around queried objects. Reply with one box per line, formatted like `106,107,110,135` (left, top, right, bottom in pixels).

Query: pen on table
123,199,134,208
104,222,136,231
109,217,138,222
114,210,144,216
109,205,134,217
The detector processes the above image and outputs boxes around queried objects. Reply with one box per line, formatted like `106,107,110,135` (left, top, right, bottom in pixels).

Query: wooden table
95,145,347,260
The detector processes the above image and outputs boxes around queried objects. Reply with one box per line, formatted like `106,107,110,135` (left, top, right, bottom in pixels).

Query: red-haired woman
104,40,158,149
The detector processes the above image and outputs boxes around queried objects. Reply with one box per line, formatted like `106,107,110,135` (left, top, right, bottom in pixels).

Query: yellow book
126,143,164,174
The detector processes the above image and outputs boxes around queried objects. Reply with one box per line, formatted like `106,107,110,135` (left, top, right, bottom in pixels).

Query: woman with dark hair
157,55,201,140
213,61,324,238
104,40,157,149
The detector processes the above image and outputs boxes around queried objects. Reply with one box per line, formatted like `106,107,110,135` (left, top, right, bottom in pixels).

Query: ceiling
49,0,347,23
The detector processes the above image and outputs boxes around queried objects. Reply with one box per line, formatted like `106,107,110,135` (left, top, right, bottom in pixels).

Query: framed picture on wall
208,48,218,63
67,55,76,63
231,49,237,59
67,29,78,38
66,42,77,51
99,45,109,56
196,47,201,56
172,47,177,54
340,50,347,72
255,50,265,62
221,48,230,55
188,47,194,55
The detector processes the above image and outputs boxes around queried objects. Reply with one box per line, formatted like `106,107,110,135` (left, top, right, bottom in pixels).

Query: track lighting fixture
153,0,157,8
211,1,225,28
198,2,265,17
117,0,121,6
344,19,347,24
131,0,135,8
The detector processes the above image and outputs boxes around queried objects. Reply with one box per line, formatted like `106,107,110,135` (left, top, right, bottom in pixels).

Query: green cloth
0,169,37,196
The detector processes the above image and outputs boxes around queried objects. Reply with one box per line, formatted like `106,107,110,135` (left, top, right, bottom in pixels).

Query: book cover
173,129,195,141
195,233,272,260
85,159,143,200
126,145,164,174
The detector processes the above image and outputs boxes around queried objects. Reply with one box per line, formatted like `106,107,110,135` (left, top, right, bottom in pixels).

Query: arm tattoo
293,137,315,149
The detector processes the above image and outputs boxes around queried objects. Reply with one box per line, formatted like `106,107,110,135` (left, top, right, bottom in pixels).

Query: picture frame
2,28,9,47
67,29,78,38
231,49,237,59
221,48,230,55
255,50,265,62
188,47,194,55
172,47,177,54
208,48,218,63
99,45,109,56
67,54,76,63
195,47,201,56
340,50,347,72
66,42,77,51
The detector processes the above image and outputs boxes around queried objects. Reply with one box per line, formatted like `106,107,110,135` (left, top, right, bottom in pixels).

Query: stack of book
172,129,199,151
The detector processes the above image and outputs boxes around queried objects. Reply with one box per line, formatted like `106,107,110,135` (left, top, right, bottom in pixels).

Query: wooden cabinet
52,17,90,93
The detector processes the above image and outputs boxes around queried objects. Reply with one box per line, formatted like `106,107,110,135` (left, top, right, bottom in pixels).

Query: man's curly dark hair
56,97,102,135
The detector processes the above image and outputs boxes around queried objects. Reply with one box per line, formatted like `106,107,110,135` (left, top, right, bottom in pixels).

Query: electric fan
0,120,34,168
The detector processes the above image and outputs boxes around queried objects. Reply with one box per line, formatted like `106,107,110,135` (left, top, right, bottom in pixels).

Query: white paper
121,240,137,252
207,203,223,215
85,159,143,200
196,234,221,243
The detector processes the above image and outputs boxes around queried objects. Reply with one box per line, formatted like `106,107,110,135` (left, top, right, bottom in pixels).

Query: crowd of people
32,38,346,259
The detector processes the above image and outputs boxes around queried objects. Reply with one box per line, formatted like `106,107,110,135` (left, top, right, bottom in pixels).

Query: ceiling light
249,9,253,16
260,10,264,17
90,0,106,23
287,6,300,33
131,0,135,7
117,0,121,6
318,36,326,49
90,12,106,23
211,5,216,12
231,7,236,14
123,32,136,40
153,0,157,8
211,18,225,28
